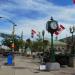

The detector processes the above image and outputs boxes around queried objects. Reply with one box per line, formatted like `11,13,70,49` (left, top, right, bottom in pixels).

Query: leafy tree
1,38,12,48
1,37,25,51
30,31,50,52
25,38,32,48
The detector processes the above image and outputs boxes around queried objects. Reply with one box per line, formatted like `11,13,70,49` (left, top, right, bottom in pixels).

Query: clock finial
50,16,53,21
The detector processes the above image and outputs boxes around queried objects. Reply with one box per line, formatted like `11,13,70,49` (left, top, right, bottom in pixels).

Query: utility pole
0,16,17,52
12,25,17,52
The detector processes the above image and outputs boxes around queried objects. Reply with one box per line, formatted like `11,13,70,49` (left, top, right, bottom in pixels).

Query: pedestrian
32,52,35,59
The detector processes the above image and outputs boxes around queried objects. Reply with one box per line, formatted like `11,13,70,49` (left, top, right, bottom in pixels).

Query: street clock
46,17,58,34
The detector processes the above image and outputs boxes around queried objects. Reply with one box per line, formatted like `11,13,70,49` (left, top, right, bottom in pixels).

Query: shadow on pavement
12,66,27,69
12,66,40,73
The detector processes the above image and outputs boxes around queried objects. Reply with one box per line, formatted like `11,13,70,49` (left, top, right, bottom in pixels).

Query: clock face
50,21,57,29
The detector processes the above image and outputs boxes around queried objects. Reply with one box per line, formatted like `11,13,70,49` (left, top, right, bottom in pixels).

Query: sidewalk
14,56,54,75
0,56,54,75
0,56,74,75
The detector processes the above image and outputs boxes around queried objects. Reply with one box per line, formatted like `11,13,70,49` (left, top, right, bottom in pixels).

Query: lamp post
21,31,24,55
69,26,75,56
42,30,45,53
0,17,17,52
69,26,75,67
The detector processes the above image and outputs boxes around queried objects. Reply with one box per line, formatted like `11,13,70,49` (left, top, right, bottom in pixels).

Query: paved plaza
0,55,74,75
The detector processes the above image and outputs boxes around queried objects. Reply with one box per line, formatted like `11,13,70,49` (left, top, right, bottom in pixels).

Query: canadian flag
31,29,36,38
54,24,65,35
32,29,36,34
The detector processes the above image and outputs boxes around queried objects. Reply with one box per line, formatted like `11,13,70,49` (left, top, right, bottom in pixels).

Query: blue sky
0,0,75,40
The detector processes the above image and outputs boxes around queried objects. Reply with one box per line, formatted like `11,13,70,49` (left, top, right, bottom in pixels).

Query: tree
25,39,32,48
30,31,50,52
2,38,12,48
1,37,25,51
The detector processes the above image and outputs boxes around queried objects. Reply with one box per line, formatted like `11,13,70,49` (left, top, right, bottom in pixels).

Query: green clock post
46,17,60,70
46,17,58,62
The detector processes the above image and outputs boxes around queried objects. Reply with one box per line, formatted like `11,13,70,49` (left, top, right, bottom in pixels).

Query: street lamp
46,17,58,62
12,24,17,52
21,31,24,55
42,30,45,53
0,17,17,52
69,26,75,56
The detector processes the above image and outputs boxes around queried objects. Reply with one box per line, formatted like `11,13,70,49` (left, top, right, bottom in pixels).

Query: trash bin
7,53,13,65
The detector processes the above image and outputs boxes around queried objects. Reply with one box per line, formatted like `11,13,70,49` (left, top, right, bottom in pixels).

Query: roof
53,41,67,46
44,37,67,46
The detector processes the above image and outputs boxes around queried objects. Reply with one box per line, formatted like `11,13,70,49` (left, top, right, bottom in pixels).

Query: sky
0,0,75,41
